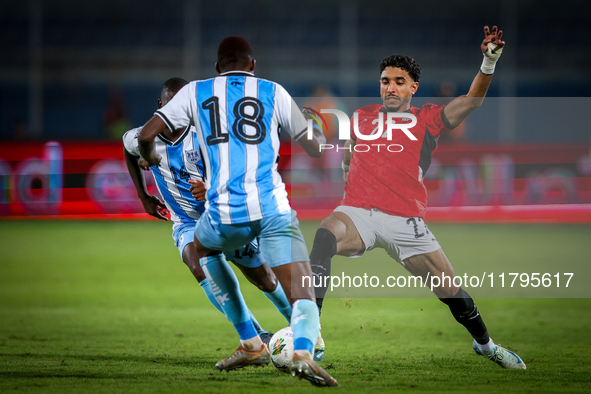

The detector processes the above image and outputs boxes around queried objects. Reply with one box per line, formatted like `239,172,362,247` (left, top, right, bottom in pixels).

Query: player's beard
382,96,409,112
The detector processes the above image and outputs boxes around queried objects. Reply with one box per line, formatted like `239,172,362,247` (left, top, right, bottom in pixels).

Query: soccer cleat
473,340,526,369
259,332,274,347
290,353,338,387
215,343,271,371
314,330,325,361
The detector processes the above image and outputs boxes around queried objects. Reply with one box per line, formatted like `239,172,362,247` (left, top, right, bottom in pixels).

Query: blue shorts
172,222,264,268
194,209,310,268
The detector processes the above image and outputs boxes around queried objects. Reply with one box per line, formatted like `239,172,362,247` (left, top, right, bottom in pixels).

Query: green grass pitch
1,220,590,393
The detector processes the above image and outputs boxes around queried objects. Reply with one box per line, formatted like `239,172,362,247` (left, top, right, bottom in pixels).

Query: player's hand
137,157,152,171
140,194,168,221
189,179,207,201
141,152,162,168
481,25,505,56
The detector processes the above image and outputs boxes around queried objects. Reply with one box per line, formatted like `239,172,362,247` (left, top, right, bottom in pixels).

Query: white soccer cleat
313,328,325,361
473,340,526,369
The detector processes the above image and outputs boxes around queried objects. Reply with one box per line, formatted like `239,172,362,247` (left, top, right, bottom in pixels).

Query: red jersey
342,103,451,218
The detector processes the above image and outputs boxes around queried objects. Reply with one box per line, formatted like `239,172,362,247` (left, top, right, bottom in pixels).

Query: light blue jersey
123,125,205,229
152,67,319,361
124,125,266,269
155,71,308,225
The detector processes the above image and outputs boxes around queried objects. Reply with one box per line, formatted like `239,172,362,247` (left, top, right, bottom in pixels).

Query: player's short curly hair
162,77,188,95
379,55,421,82
217,36,253,70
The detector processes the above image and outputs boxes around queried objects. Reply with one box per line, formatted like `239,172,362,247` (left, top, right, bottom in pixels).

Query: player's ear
215,62,221,74
157,99,163,109
249,59,256,72
411,81,419,95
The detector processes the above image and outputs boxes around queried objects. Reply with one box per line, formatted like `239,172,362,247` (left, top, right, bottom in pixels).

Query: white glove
480,42,504,75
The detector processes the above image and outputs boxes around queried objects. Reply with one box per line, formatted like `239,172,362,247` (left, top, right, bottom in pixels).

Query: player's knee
439,288,476,317
182,246,207,282
435,285,459,299
310,228,337,259
258,279,277,293
186,261,206,282
250,273,277,292
242,265,277,292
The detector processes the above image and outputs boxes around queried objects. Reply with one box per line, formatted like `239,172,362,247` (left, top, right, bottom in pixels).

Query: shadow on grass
0,352,214,377
0,351,285,383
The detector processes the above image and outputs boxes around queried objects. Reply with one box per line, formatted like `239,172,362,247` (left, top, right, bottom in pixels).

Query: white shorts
334,205,442,264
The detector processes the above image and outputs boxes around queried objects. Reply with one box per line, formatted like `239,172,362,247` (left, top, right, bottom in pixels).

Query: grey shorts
334,205,442,265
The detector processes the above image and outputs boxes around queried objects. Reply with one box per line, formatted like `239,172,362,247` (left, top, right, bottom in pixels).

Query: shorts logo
185,149,201,164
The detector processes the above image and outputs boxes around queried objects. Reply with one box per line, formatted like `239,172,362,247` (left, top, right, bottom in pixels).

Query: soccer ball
269,327,294,373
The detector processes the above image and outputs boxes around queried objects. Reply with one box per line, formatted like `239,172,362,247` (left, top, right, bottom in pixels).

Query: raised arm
443,26,505,128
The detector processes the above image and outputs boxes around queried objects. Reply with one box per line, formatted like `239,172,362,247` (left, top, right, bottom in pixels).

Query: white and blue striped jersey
155,71,308,225
123,125,205,229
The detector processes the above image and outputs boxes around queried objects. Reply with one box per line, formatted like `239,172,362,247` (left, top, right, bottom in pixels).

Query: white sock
476,338,495,354
240,335,263,351
294,350,312,358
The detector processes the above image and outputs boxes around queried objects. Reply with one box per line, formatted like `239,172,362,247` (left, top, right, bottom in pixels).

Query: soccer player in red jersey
311,26,526,369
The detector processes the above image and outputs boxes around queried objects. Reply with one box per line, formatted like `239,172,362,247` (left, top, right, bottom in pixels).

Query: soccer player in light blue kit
123,77,292,342
138,37,338,387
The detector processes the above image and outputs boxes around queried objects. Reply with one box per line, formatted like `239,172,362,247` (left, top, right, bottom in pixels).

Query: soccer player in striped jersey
138,37,338,387
123,77,293,344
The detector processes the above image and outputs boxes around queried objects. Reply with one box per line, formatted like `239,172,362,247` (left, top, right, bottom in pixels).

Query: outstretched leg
404,249,525,369
404,250,490,344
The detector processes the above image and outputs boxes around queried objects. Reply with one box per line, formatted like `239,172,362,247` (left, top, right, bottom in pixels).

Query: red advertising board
1,141,590,222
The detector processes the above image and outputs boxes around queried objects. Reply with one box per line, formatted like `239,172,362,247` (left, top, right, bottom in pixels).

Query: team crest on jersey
185,149,201,164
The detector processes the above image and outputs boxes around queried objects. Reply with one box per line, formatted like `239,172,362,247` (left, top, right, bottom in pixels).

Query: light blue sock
291,299,319,354
200,275,265,333
200,254,257,340
264,281,292,323
199,278,224,314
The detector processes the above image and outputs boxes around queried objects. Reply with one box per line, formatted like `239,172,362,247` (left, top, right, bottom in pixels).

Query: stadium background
1,0,590,221
1,1,591,392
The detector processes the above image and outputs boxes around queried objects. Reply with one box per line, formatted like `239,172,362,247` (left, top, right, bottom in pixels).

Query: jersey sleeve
419,103,452,138
275,84,308,140
122,127,142,156
155,82,196,131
